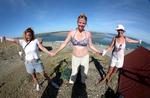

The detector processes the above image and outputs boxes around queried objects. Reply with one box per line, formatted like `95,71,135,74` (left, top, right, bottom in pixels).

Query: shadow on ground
90,56,106,80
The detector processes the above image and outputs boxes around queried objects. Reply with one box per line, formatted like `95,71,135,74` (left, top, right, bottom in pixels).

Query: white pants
69,54,89,84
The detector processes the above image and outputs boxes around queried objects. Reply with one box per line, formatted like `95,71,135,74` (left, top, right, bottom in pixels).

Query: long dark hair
23,27,35,42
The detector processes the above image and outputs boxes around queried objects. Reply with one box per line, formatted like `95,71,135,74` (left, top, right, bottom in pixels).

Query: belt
25,59,40,63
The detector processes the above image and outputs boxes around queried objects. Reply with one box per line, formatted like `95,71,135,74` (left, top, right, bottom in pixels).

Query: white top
19,39,39,61
112,38,126,60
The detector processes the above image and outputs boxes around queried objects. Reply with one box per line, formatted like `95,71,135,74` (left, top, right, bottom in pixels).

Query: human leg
100,66,115,83
105,60,123,83
31,72,40,91
40,71,51,81
101,59,117,84
106,61,124,83
69,55,80,84
106,67,118,83
33,60,50,80
107,60,124,82
80,54,89,83
102,59,117,83
32,60,46,91
31,72,38,84
24,61,38,84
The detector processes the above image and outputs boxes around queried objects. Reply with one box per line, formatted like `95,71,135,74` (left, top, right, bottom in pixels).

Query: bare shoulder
67,30,75,37
85,31,92,37
110,36,116,43
112,36,116,40
86,31,91,34
125,36,129,40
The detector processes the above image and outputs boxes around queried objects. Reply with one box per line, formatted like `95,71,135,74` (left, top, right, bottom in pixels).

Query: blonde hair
77,14,87,23
23,27,35,42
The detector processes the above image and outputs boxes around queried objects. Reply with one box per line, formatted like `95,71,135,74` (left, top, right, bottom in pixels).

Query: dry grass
0,42,119,98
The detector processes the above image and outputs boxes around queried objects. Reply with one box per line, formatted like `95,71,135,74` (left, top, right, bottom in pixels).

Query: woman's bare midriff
72,46,89,57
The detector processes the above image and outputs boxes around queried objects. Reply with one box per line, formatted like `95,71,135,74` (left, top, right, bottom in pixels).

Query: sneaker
51,81,59,89
36,84,40,91
69,80,74,84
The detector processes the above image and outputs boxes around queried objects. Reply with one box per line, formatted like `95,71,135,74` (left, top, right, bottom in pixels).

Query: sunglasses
117,29,124,31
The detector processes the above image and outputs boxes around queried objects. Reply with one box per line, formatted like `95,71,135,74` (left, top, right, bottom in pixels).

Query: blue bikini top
71,30,89,46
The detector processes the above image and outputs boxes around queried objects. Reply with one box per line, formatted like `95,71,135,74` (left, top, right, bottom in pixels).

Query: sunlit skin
96,30,127,84
97,27,141,84
0,28,53,91
77,18,86,32
100,29,126,84
117,30,124,36
72,18,88,57
54,16,100,57
25,32,32,41
116,30,126,44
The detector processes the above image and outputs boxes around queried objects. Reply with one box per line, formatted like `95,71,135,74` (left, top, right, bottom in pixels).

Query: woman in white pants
53,14,100,84
97,24,141,84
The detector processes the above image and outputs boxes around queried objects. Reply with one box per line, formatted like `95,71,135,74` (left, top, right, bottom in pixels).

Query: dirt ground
0,42,119,98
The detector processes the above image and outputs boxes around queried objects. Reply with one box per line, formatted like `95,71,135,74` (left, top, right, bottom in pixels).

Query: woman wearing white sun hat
97,24,142,84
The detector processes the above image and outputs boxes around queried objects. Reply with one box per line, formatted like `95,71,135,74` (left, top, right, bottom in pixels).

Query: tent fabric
118,46,150,98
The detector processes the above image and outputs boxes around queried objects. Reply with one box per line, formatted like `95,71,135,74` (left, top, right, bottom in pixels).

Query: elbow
61,42,67,48
39,45,44,51
108,47,113,51
88,45,93,49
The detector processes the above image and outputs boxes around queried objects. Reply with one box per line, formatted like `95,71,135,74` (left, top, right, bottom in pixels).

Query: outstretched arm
126,37,141,44
0,36,19,44
88,32,100,54
38,42,52,56
54,31,72,55
105,37,115,52
102,37,115,56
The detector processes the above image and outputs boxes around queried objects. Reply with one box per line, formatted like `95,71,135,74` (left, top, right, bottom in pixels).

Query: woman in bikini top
53,14,100,57
71,30,89,47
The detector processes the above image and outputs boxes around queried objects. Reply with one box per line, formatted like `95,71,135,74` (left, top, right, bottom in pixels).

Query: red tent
118,46,150,98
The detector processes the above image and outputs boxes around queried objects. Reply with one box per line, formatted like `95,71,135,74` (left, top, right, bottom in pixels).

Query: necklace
79,32,82,35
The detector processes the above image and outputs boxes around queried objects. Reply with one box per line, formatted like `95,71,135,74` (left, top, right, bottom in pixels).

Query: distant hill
17,31,150,49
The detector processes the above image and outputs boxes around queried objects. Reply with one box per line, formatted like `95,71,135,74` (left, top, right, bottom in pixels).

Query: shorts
25,59,44,74
110,56,124,68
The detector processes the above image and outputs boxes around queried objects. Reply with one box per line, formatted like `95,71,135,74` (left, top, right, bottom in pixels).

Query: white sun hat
116,24,125,31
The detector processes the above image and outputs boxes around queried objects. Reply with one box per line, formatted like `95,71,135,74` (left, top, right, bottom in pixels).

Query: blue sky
0,0,150,43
